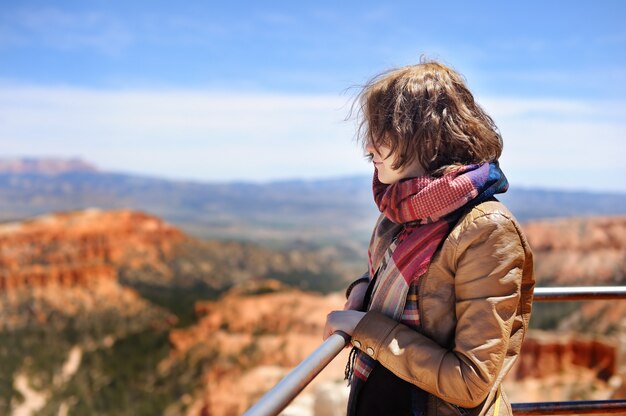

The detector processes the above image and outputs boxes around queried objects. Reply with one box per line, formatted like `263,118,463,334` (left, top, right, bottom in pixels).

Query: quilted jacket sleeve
350,212,528,408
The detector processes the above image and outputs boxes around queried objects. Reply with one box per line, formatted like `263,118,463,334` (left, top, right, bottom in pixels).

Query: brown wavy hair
355,59,502,175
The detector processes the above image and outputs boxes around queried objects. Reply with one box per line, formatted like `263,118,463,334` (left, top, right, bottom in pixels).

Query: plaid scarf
347,162,508,415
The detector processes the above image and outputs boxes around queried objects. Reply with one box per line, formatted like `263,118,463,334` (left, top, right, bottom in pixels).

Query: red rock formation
523,216,626,338
0,209,185,293
0,209,183,331
0,265,116,291
523,216,626,285
512,332,616,381
502,331,620,403
167,280,351,416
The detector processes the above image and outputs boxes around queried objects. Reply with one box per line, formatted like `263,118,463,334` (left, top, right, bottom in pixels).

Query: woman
323,60,534,416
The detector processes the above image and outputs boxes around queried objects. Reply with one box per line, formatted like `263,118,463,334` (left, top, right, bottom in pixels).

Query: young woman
323,60,535,416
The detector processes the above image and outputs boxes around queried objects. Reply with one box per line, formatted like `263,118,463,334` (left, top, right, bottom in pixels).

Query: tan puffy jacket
351,200,535,416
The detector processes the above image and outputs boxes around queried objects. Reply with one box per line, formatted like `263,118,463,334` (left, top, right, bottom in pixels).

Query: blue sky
1,1,625,191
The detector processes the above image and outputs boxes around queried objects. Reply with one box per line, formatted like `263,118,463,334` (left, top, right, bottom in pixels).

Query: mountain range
1,158,625,248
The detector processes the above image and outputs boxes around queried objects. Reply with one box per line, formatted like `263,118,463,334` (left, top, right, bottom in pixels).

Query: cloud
0,85,624,191
0,85,359,181
482,97,626,191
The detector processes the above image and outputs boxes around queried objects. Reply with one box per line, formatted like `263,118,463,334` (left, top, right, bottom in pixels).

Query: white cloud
0,85,361,181
483,97,626,191
0,85,624,191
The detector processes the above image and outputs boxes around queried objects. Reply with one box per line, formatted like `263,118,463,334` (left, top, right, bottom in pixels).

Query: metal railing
243,331,350,416
512,399,626,415
243,286,626,416
533,286,626,301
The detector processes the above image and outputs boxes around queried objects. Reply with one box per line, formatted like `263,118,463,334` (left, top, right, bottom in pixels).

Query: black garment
355,363,425,416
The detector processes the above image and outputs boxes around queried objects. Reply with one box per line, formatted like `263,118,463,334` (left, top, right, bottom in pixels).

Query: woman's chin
376,174,391,185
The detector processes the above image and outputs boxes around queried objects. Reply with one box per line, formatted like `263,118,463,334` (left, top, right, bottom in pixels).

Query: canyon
164,215,626,415
1,209,625,415
0,209,356,415
0,208,355,297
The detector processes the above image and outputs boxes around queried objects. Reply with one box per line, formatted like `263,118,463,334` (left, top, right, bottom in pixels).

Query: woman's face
365,141,425,184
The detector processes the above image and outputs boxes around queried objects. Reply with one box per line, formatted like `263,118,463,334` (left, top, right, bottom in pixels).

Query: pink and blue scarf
347,162,508,415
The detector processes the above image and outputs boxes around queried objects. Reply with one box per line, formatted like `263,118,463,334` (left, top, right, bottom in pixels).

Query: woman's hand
323,310,366,340
344,281,368,311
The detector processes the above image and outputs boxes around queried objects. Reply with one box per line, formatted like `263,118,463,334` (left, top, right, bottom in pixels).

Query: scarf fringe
345,346,359,385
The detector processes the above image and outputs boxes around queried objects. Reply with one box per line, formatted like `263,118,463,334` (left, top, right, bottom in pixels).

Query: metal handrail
533,286,626,301
243,286,626,416
512,399,626,415
243,331,350,416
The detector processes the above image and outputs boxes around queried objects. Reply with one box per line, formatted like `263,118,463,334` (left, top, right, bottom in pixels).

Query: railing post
610,318,626,398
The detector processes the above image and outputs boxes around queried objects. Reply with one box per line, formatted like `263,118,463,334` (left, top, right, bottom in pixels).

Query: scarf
346,161,508,415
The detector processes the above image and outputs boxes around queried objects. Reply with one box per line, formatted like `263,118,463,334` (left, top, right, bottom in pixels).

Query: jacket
351,200,535,416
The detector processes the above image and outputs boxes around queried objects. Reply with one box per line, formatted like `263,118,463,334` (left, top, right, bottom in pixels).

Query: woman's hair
355,58,502,175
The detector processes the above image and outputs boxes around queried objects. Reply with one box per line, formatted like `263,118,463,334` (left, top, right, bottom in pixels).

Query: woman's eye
365,153,374,162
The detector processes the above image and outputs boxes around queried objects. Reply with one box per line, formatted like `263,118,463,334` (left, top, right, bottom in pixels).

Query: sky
0,1,625,192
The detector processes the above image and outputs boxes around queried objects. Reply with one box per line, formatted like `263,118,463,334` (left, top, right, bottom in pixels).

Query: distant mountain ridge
1,158,625,246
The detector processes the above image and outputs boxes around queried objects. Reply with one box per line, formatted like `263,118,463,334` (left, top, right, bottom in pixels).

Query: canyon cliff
167,281,624,415
0,209,357,415
0,209,181,331
165,215,626,415
2,211,625,415
0,208,355,301
0,209,183,292
167,280,351,416
524,216,626,285
524,216,626,336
